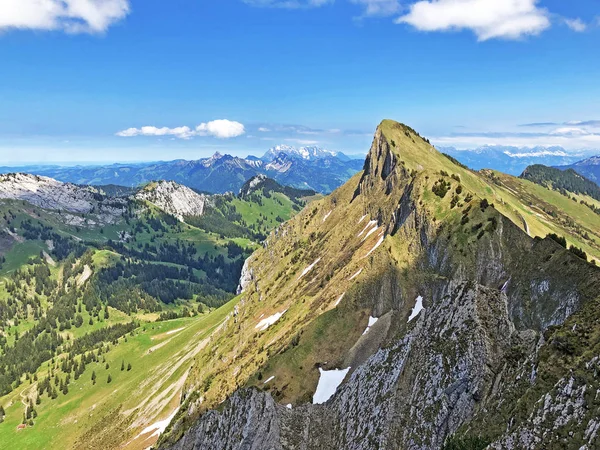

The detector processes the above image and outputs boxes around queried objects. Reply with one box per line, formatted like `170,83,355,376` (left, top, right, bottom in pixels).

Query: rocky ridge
135,180,208,221
159,121,600,450
0,172,127,226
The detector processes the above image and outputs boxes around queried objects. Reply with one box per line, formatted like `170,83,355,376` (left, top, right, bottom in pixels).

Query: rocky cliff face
135,180,208,221
160,121,600,450
0,172,127,225
0,173,98,213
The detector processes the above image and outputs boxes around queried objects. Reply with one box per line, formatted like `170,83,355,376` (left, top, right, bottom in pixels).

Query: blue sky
0,0,599,163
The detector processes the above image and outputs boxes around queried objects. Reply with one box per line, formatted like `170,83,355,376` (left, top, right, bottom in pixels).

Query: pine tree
121,360,125,371
107,374,112,384
91,371,96,385
127,363,132,371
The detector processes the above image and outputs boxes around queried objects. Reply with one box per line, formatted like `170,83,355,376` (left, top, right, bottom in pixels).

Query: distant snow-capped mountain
0,145,363,194
555,155,600,184
440,145,590,175
261,145,345,162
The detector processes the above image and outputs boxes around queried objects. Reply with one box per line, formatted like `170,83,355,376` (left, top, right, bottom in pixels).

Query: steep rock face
135,180,208,221
160,121,600,450
0,173,127,226
0,173,97,213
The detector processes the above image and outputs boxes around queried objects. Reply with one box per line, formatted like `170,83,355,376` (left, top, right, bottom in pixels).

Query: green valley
0,174,313,449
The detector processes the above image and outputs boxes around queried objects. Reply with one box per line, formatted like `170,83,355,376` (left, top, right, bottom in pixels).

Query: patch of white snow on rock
255,309,287,332
348,268,363,281
137,408,178,439
322,210,332,222
363,235,384,258
362,316,379,335
358,220,377,238
313,367,351,404
263,375,275,384
298,258,321,280
361,225,379,241
408,295,424,322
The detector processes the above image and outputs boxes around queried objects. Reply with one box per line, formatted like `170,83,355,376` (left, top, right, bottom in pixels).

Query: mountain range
555,155,600,184
0,145,363,195
1,121,599,450
441,145,593,176
154,120,600,450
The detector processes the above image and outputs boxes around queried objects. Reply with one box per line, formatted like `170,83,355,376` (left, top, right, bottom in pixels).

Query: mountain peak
136,180,207,221
0,172,99,213
262,144,339,162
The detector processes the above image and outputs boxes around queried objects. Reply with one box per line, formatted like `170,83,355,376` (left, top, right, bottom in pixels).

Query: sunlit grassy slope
159,119,600,446
0,301,235,450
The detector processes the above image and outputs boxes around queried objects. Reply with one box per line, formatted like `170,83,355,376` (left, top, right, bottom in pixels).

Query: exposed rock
0,173,96,213
135,181,208,221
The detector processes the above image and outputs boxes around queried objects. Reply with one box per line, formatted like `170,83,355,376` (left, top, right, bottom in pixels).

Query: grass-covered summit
157,120,600,449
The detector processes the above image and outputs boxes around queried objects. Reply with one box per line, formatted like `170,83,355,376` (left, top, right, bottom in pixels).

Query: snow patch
313,367,351,405
362,316,379,335
137,408,178,439
358,214,368,224
255,309,287,332
361,225,379,241
408,296,424,323
348,268,363,281
322,210,332,222
286,404,292,409
358,220,377,238
263,375,275,384
334,293,345,307
363,236,384,258
298,258,321,280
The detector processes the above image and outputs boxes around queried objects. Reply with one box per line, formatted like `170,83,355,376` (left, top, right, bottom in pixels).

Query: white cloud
0,0,130,34
433,132,600,150
351,0,401,17
503,150,568,158
396,0,551,41
196,120,246,139
564,18,586,32
116,120,245,140
116,126,195,139
258,127,271,132
550,127,589,136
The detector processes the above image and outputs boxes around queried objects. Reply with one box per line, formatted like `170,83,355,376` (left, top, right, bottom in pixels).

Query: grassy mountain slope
186,176,319,241
0,177,312,449
521,164,600,201
158,120,600,449
0,306,233,450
